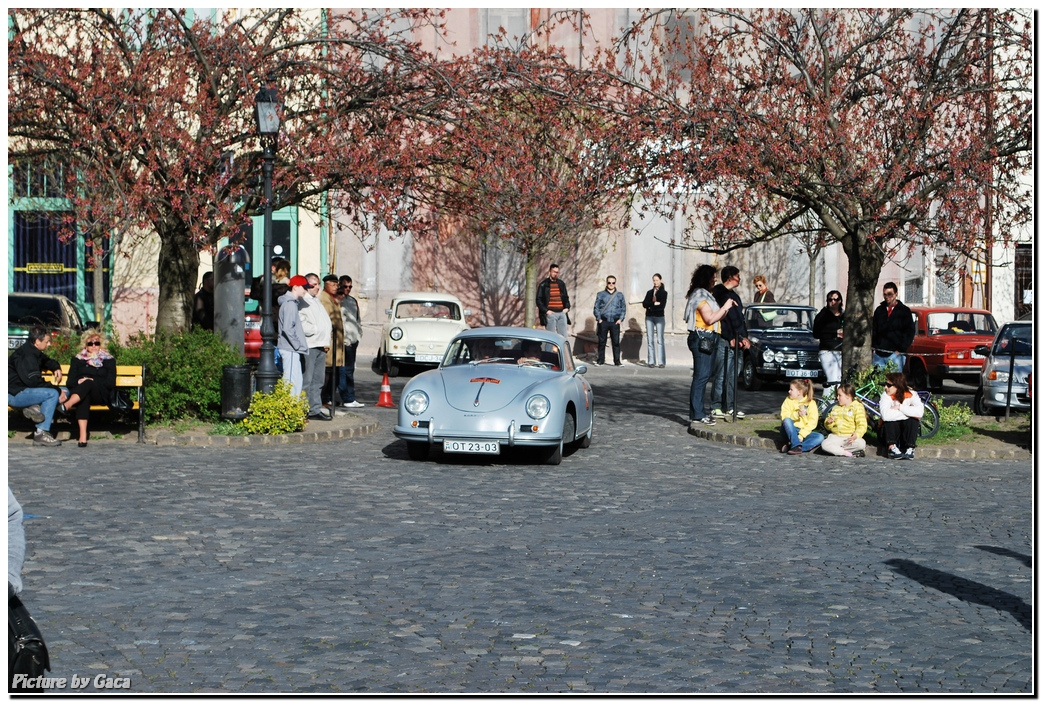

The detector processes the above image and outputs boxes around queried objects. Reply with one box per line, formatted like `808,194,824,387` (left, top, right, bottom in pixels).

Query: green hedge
46,328,246,423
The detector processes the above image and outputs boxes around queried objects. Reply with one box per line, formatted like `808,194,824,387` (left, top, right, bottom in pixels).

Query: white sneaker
343,401,365,408
711,409,726,418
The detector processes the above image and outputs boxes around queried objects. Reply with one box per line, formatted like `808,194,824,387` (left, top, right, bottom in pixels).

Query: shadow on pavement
974,545,1033,569
884,558,1032,631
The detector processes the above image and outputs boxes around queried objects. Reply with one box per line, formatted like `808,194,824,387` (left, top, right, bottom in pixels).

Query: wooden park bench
9,364,147,443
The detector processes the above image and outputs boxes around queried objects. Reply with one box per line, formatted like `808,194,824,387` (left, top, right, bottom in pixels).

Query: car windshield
444,337,562,370
924,312,997,335
8,297,63,327
395,301,461,320
993,325,1032,357
745,306,814,331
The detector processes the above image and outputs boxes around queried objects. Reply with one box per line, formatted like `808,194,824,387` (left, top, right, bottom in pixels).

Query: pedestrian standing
191,271,215,331
299,273,332,420
684,265,735,428
535,263,571,338
276,276,310,399
710,266,750,421
814,290,845,389
593,275,626,366
642,274,667,368
338,275,365,408
319,274,345,408
872,282,915,372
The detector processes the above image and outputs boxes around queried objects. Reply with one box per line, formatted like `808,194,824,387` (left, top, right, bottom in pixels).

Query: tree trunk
840,233,886,376
807,250,819,309
524,255,538,329
155,224,201,332
89,232,105,325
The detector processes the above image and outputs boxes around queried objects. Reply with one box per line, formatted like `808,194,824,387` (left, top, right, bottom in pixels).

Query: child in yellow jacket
779,379,822,454
820,383,869,457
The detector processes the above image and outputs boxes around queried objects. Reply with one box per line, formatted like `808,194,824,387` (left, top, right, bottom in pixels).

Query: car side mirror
463,309,471,316
974,344,990,357
385,308,393,316
574,365,588,375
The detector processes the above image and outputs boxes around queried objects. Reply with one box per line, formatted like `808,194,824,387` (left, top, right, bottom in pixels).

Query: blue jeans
8,387,60,432
646,317,665,366
782,417,824,452
545,311,568,338
711,339,742,412
872,351,905,372
337,342,359,403
688,331,715,421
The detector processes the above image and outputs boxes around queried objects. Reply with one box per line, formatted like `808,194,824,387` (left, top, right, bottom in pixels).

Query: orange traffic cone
375,373,396,408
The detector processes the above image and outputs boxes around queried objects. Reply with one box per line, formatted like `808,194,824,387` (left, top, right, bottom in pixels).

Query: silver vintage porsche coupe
393,327,594,464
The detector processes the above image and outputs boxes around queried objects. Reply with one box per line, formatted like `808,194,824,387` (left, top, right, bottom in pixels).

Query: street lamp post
253,84,282,394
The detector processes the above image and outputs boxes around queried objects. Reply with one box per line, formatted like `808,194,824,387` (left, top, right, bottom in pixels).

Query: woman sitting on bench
61,331,116,448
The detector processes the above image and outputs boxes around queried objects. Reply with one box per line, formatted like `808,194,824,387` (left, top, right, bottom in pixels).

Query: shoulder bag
9,593,51,685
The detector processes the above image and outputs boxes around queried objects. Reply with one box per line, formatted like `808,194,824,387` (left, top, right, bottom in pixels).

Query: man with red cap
277,275,310,398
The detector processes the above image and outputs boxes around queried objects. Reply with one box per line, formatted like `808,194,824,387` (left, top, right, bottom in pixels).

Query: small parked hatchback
8,292,91,350
374,292,470,377
973,321,1032,415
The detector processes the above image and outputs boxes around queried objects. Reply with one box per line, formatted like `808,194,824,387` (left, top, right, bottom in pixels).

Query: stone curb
150,418,381,447
687,414,1031,460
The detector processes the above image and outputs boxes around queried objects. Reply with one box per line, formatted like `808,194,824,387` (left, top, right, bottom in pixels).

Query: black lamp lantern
253,83,282,394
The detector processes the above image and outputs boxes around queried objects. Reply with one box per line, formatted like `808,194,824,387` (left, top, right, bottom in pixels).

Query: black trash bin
221,364,253,421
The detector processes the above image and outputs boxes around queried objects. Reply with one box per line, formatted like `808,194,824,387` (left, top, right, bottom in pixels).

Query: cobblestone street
8,363,1033,693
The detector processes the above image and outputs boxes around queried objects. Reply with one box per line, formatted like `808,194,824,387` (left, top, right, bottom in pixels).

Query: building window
934,273,955,305
482,9,528,47
905,277,924,304
1015,243,1032,320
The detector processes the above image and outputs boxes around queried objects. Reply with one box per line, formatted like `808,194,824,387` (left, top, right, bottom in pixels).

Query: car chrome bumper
393,418,561,447
979,383,1031,410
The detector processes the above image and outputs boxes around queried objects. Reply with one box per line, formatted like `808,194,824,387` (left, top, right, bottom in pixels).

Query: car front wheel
742,355,762,391
546,413,575,465
406,442,430,461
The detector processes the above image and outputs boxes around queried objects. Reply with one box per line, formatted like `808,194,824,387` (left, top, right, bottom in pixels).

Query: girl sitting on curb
879,372,923,460
820,383,868,457
779,379,822,455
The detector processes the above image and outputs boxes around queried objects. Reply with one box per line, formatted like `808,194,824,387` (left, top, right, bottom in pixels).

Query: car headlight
390,327,403,341
762,349,775,363
526,395,550,420
988,370,1010,382
404,390,429,415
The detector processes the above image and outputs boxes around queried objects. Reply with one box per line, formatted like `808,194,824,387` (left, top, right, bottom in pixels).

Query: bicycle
817,382,940,440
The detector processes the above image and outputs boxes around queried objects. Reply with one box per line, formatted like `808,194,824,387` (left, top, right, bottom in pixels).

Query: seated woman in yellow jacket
820,383,868,457
779,378,822,454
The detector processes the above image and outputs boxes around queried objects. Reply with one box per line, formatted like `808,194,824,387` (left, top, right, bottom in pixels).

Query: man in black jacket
872,282,915,372
535,263,571,338
8,328,65,446
711,266,751,421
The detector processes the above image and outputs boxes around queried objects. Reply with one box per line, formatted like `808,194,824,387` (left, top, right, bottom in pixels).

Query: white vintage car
374,292,470,376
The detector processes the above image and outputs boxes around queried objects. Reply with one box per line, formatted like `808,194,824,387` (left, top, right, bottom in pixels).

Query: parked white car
374,292,470,376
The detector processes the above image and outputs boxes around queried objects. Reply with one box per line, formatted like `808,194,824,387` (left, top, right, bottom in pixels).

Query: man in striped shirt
536,263,571,338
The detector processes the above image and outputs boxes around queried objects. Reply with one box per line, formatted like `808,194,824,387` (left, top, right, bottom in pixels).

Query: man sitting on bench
8,327,66,447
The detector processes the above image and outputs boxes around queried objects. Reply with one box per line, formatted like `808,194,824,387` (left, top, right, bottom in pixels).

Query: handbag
109,387,133,412
9,593,51,686
697,330,717,355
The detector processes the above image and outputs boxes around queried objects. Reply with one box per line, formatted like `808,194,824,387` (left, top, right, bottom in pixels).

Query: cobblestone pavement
8,362,1033,693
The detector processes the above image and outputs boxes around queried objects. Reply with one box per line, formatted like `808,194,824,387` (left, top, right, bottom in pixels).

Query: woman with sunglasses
878,372,923,460
813,290,845,389
60,331,117,447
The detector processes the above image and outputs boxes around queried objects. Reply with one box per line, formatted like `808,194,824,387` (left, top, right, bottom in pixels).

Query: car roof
745,303,815,311
455,327,568,344
908,306,993,315
391,292,463,304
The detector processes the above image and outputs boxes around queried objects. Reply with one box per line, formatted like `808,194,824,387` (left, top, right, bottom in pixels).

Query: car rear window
395,301,461,320
9,297,63,327
926,312,997,335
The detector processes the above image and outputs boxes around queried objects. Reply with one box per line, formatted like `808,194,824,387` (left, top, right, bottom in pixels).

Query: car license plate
443,440,500,455
9,338,22,349
785,369,817,378
415,354,441,363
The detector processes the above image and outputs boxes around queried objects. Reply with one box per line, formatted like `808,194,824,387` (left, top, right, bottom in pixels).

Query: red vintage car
905,306,998,390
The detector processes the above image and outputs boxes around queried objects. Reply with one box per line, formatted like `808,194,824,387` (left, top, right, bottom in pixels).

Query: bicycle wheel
918,402,940,439
817,401,836,432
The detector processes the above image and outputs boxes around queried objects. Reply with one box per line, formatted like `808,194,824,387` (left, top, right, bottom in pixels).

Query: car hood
438,364,550,412
749,330,819,348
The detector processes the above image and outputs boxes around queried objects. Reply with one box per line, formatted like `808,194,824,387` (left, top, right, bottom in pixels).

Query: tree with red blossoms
8,8,465,331
616,8,1032,371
